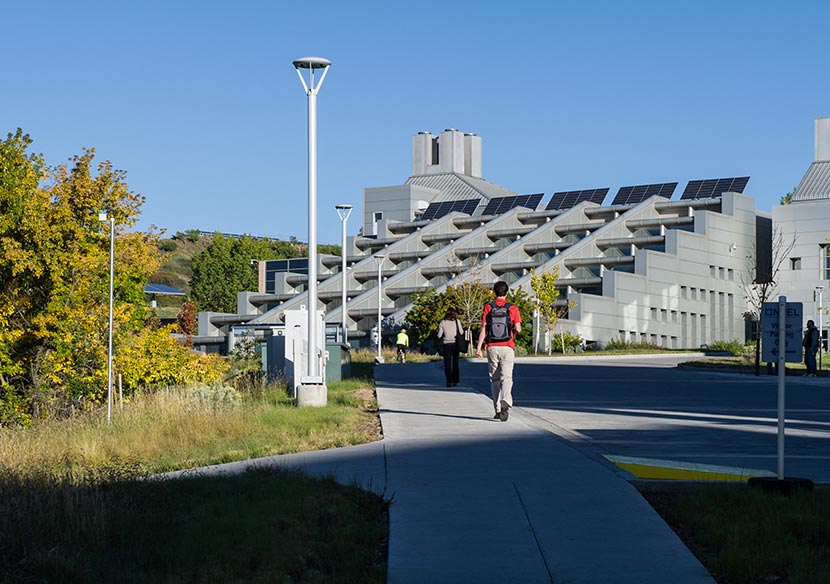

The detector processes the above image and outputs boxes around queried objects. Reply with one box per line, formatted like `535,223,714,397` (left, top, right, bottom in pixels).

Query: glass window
791,257,802,270
823,245,830,280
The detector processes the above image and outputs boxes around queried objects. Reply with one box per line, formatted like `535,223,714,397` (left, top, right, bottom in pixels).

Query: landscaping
1,353,387,583
641,483,830,584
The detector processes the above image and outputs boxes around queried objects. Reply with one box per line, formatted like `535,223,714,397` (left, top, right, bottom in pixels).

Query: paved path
168,358,715,583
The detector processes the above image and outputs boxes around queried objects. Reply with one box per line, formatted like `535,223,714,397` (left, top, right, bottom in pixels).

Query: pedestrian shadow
380,408,496,423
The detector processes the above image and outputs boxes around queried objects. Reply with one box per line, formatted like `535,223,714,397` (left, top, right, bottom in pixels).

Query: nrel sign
761,301,803,363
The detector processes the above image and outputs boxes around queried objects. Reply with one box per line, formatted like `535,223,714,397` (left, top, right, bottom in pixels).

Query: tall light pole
336,204,352,346
98,212,114,423
817,286,825,370
293,56,331,405
375,254,386,364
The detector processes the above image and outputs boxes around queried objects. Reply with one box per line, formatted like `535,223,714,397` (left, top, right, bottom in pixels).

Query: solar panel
482,194,543,215
680,177,750,200
420,198,481,220
144,283,186,296
545,188,609,210
611,182,678,205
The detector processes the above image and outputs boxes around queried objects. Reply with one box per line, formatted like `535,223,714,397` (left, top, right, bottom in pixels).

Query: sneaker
499,409,509,422
493,412,501,420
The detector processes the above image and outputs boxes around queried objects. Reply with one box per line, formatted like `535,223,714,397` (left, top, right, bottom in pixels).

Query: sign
761,301,803,363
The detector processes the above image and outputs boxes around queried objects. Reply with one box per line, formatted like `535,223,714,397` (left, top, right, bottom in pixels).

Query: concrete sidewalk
167,362,714,583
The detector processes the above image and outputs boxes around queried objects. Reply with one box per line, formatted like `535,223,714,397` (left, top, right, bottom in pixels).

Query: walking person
476,281,522,421
437,309,463,387
803,319,820,376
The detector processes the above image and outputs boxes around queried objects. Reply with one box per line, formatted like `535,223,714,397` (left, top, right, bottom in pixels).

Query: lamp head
336,203,353,221
293,57,331,70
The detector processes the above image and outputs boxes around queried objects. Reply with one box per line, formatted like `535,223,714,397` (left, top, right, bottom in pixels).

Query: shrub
604,339,663,351
551,331,583,353
185,382,243,412
158,240,178,252
706,340,745,355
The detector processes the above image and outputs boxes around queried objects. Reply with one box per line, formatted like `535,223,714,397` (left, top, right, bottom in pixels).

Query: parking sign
761,301,803,363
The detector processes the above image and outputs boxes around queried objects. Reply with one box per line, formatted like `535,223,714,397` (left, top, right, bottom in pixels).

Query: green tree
446,281,494,352
506,286,534,352
404,288,454,348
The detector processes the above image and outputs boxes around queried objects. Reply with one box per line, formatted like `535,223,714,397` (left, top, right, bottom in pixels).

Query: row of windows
708,265,734,281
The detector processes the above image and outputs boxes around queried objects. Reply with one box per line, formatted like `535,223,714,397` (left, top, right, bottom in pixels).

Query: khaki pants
487,345,515,412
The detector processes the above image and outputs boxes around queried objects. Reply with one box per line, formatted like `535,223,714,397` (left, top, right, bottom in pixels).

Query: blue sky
2,1,828,244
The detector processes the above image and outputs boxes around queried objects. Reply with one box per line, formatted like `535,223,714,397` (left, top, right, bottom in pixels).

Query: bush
158,240,178,252
706,340,745,355
604,339,663,351
185,382,243,412
551,331,583,353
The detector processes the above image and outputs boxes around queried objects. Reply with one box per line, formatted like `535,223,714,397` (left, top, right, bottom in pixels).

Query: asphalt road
465,354,830,484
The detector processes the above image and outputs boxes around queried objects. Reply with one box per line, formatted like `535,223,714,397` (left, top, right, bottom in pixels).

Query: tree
740,226,796,375
0,130,224,425
0,130,161,421
530,266,572,354
177,300,197,337
446,281,493,353
189,235,341,313
404,288,454,348
779,189,796,205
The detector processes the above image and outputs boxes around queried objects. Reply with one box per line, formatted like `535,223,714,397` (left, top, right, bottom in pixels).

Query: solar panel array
420,198,481,220
545,188,609,211
482,193,544,216
680,176,750,200
611,182,678,205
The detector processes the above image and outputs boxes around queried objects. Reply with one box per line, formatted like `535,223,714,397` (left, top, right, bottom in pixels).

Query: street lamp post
98,212,114,423
293,56,331,406
336,204,352,346
375,254,386,364
817,286,825,370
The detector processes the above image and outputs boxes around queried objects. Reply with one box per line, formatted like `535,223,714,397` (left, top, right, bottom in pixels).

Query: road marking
604,455,776,481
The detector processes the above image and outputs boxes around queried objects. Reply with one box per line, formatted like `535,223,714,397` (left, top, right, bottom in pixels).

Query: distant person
803,319,820,377
396,328,409,363
476,281,522,421
437,309,463,387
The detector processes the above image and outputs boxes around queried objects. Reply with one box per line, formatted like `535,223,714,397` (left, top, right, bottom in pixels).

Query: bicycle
396,344,407,363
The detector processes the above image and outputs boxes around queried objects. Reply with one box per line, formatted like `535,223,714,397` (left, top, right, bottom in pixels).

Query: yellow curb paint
604,455,776,482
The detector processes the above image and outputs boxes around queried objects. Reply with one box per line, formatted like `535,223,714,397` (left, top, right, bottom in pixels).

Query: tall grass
643,484,830,584
0,377,387,583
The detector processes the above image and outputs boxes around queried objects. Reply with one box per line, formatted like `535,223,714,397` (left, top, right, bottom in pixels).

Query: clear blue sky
2,0,827,244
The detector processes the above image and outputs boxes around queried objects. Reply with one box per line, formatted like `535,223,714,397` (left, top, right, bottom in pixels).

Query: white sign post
761,297,803,480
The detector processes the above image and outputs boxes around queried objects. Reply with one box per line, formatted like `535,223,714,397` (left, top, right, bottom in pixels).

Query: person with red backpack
476,281,522,421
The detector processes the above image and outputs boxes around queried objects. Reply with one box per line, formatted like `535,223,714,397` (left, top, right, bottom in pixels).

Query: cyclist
395,328,410,363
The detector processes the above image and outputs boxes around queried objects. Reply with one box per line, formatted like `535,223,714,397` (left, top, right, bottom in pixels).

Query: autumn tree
530,266,573,354
0,130,223,424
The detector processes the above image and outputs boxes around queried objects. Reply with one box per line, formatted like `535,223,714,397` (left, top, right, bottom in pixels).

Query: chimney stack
816,117,830,162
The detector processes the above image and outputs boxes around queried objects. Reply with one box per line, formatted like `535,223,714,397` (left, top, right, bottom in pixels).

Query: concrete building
196,127,773,354
773,117,830,334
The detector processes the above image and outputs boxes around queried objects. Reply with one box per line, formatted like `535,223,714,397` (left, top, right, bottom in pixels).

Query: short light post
336,204,353,346
293,56,331,406
375,254,386,364
98,212,114,423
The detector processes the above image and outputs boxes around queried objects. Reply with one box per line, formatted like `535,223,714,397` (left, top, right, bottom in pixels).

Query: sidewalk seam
513,482,554,584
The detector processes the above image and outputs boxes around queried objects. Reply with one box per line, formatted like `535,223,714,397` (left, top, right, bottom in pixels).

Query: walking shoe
499,409,509,422
493,412,501,419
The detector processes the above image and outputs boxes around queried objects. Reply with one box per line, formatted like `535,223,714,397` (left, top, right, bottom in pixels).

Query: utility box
325,342,351,383
283,308,325,396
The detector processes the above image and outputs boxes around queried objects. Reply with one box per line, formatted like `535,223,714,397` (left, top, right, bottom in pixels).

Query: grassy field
1,367,386,583
642,483,830,584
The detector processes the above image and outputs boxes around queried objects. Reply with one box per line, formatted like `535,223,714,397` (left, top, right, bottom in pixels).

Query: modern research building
196,120,829,353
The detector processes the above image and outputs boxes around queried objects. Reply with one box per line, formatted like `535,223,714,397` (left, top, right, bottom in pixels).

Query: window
790,257,801,270
373,212,383,222
823,245,830,280
681,286,688,299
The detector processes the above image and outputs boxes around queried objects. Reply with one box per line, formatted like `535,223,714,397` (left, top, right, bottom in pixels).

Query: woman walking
437,309,464,387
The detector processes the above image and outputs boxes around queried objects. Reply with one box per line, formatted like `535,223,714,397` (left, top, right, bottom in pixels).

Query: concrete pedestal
297,382,328,407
